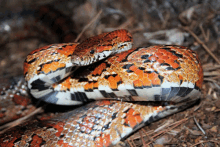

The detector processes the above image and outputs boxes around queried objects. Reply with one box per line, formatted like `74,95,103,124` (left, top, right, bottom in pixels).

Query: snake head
71,45,114,66
71,29,133,66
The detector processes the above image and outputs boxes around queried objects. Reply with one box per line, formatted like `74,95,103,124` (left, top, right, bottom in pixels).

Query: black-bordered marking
127,89,138,96
167,87,180,100
176,87,188,97
39,91,59,104
99,90,111,98
31,79,48,91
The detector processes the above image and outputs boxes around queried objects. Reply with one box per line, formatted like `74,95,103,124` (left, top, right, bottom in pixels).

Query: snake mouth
71,51,113,66
71,55,98,66
71,55,94,66
71,55,83,66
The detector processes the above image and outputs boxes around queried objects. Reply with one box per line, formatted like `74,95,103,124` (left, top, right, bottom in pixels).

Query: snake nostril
71,55,81,64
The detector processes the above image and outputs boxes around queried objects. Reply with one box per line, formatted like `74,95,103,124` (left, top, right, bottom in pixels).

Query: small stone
211,107,216,111
210,126,218,133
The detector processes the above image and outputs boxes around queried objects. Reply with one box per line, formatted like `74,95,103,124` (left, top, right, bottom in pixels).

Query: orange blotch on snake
93,82,99,89
0,137,19,147
84,82,93,91
148,72,161,86
196,66,204,89
23,62,29,75
57,44,77,56
108,76,118,89
160,55,169,60
115,49,136,62
41,62,66,74
170,54,178,60
57,77,72,90
114,74,122,84
57,140,73,147
96,134,111,147
158,49,167,53
161,49,173,56
165,59,179,69
100,100,111,106
125,108,143,128
157,59,164,64
142,77,152,87
170,62,179,69
134,69,144,78
183,52,192,57
178,75,183,80
155,52,163,57
109,75,121,89
103,134,111,147
133,80,143,88
84,83,90,91
106,29,132,43
136,73,150,88
165,59,174,65
92,63,106,76
52,122,65,137
129,65,138,72
97,45,112,52
30,135,44,146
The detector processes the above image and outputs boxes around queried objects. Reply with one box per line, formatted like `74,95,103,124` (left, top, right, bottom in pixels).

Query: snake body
0,6,203,146
23,30,202,106
0,29,203,146
1,99,193,147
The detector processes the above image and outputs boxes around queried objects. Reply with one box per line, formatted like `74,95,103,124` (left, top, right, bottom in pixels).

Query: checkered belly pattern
0,29,203,147
23,29,203,106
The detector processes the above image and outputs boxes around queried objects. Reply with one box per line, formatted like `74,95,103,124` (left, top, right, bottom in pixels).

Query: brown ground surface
0,0,219,146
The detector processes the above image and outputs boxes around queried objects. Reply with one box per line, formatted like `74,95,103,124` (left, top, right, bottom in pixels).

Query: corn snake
0,5,203,146
0,29,203,146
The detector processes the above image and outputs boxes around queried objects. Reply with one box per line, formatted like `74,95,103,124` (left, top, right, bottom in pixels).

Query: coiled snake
0,29,203,146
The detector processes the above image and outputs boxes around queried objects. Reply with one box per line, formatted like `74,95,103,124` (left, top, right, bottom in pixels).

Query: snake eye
90,50,95,54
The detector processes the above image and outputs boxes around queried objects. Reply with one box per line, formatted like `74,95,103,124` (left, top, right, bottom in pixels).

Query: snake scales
0,5,203,147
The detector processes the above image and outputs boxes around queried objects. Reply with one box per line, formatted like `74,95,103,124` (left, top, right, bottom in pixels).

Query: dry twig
193,117,206,135
0,107,43,134
182,27,220,64
190,140,220,147
139,130,147,147
74,10,103,42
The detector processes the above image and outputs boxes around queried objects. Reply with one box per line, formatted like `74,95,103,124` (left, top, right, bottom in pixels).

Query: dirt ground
0,0,219,146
